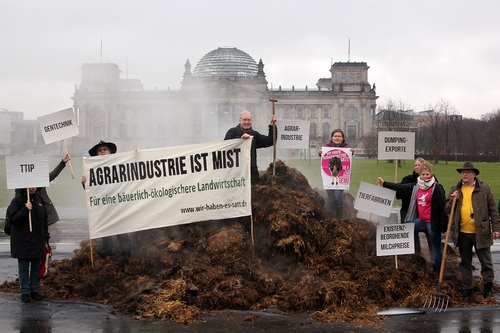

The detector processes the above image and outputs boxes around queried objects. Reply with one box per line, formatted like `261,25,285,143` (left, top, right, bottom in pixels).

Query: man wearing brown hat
447,162,500,298
81,140,131,258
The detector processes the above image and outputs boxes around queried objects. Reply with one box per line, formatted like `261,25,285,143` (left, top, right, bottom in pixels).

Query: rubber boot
335,206,344,219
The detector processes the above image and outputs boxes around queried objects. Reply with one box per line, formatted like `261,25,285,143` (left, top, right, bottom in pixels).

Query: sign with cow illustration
320,147,352,190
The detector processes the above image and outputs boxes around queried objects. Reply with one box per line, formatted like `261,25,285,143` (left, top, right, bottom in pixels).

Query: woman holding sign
317,129,354,219
7,187,50,303
378,162,447,273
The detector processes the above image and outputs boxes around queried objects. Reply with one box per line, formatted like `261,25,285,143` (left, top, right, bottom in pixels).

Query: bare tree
465,119,485,156
420,99,459,163
375,99,414,132
481,109,500,161
359,131,378,158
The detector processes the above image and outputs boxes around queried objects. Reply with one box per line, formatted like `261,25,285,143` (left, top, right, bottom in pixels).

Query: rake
422,196,457,312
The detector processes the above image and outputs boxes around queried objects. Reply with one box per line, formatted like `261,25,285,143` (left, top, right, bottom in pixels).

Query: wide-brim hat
456,161,480,175
88,140,117,156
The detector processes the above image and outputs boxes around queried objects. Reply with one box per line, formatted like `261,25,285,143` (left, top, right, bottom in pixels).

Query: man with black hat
81,140,131,258
447,162,500,298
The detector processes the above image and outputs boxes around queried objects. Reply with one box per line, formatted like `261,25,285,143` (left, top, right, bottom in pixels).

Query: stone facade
72,47,378,155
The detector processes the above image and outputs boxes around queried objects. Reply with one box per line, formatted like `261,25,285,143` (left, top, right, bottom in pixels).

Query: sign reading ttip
83,139,252,239
6,154,49,189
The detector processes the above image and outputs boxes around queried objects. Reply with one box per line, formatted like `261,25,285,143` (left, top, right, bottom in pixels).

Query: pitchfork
422,196,457,312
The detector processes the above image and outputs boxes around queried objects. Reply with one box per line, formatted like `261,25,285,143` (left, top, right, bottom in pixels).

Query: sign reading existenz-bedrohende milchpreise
377,131,415,160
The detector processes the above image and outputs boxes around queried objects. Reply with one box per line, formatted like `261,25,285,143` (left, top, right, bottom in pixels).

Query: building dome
193,47,258,78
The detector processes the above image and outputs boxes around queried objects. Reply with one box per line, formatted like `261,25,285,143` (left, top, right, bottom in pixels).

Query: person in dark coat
398,157,433,257
378,161,447,272
7,187,50,303
16,153,71,246
81,140,131,258
15,153,70,224
224,110,277,184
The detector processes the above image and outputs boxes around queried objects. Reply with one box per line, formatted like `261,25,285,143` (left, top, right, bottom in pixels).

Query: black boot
483,282,493,298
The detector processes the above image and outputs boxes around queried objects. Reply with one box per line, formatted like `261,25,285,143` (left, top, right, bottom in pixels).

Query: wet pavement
1,207,500,332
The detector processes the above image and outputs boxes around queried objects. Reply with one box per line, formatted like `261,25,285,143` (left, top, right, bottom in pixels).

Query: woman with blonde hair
378,161,447,272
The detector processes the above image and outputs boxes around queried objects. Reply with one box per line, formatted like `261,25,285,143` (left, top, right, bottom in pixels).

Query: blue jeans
326,189,344,217
18,258,42,295
410,219,442,272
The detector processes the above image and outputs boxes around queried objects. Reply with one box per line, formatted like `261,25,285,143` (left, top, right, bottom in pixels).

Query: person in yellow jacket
447,162,500,298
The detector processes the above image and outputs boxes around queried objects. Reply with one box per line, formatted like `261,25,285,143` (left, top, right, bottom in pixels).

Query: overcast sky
1,1,499,120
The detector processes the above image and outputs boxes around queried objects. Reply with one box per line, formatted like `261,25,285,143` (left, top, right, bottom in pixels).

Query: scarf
417,176,435,190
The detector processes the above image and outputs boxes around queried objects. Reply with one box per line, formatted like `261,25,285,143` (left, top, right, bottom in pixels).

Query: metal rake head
423,293,449,312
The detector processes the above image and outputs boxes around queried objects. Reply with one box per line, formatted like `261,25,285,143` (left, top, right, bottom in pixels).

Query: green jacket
446,178,500,249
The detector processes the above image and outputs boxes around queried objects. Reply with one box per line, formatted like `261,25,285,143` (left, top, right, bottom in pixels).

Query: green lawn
1,157,499,209
287,158,500,204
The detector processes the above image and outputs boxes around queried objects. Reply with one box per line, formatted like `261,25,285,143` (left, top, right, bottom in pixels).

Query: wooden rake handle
438,196,457,287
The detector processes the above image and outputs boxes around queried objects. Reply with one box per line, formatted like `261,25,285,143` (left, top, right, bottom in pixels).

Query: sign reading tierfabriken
377,131,415,160
376,223,415,256
38,108,79,145
275,120,310,149
6,155,49,189
83,139,252,239
354,182,396,218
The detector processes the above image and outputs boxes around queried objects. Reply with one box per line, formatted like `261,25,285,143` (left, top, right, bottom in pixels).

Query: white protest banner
354,181,396,218
6,155,49,189
83,139,252,239
38,108,79,145
376,223,415,256
320,147,351,190
377,131,415,160
276,120,310,149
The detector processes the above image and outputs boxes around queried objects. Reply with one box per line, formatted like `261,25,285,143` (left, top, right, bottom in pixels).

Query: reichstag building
72,46,378,155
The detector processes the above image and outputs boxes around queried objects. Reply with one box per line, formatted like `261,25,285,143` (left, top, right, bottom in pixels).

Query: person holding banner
378,161,447,272
447,162,500,298
224,110,277,184
7,187,50,303
82,140,131,258
317,129,353,218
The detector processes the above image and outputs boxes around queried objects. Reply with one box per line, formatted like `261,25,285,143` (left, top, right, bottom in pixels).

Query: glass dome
193,47,258,78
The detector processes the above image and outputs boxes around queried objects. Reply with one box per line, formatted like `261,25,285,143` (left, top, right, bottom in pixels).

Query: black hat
456,161,480,175
88,140,117,156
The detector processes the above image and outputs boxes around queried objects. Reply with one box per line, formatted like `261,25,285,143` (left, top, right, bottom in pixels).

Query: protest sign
376,223,415,256
83,139,252,239
6,155,49,189
275,120,310,149
377,131,415,160
320,147,351,190
354,181,396,218
38,108,79,145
